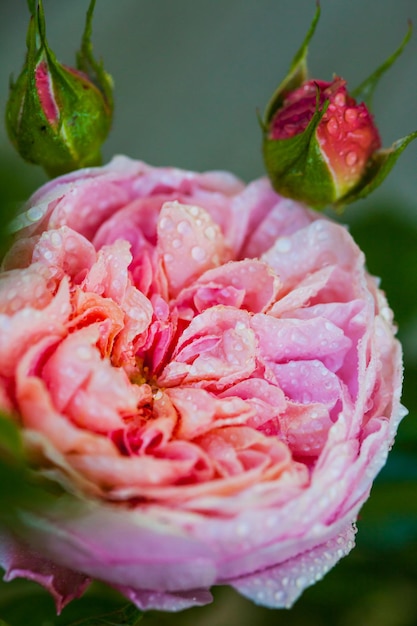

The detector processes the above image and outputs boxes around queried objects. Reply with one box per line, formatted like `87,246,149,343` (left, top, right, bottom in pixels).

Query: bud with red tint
5,0,113,178
262,5,417,209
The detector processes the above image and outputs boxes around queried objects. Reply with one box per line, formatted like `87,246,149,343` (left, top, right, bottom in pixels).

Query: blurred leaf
0,413,63,531
0,412,24,460
0,580,137,626
348,207,417,328
0,589,57,626
0,153,45,258
62,604,142,625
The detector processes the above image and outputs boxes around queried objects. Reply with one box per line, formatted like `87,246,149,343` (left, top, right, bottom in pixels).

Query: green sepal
263,3,320,125
334,130,417,208
352,21,412,110
76,0,114,113
263,92,336,208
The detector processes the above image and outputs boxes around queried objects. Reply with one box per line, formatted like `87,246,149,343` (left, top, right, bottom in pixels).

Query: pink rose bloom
0,157,404,612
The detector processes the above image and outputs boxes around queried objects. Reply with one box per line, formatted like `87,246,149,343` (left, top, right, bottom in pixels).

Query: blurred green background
1,1,417,625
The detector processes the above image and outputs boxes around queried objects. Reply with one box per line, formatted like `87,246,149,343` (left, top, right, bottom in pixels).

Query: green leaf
334,130,417,208
263,3,320,124
352,21,412,109
0,412,24,460
0,413,62,531
62,604,143,626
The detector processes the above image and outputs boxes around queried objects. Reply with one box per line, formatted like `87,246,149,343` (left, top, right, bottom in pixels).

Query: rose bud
5,0,113,178
262,6,417,209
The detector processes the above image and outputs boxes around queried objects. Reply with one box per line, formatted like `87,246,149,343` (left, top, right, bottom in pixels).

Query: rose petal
230,524,355,608
157,201,227,296
0,531,90,614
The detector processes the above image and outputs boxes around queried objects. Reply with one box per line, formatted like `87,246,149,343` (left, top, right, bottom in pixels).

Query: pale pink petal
220,378,286,436
230,524,355,608
175,259,280,317
167,387,253,439
0,277,71,377
271,360,342,409
32,226,97,281
241,186,314,259
16,502,217,593
251,313,352,373
115,585,213,611
160,307,256,389
157,201,227,296
261,219,361,288
269,265,356,317
0,264,54,314
42,325,141,432
279,402,333,457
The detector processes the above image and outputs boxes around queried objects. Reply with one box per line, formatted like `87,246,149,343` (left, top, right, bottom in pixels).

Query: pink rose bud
262,6,417,209
5,0,113,178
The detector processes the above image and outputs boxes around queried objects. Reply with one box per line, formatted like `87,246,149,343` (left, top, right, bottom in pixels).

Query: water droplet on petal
204,226,217,241
76,346,91,360
326,117,339,136
27,205,45,222
159,216,174,230
276,237,291,253
345,151,358,166
191,246,207,262
177,220,192,235
334,92,346,107
344,108,358,124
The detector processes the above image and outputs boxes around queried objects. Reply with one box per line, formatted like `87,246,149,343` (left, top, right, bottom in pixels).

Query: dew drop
326,117,339,136
191,246,207,262
345,151,358,166
27,205,45,222
172,238,181,249
76,346,91,360
159,216,174,230
51,231,62,247
296,576,306,589
334,92,346,107
177,220,192,235
274,590,285,602
344,108,358,124
204,226,217,241
276,237,291,253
